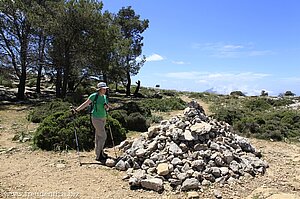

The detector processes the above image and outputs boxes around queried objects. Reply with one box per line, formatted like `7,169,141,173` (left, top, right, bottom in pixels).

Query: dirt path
1,104,300,199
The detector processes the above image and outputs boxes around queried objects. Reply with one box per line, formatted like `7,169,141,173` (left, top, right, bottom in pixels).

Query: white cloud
222,45,243,50
281,77,300,82
146,54,164,62
166,71,203,80
164,71,271,95
166,71,270,81
172,61,190,65
193,42,273,58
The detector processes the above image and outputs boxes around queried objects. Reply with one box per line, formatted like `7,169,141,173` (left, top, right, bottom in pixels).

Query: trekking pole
70,106,82,166
104,104,118,159
108,123,118,159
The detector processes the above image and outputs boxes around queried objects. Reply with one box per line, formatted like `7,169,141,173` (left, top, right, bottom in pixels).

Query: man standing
73,82,109,162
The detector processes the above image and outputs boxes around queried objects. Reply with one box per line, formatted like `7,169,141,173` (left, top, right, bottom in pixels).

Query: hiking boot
95,155,106,164
101,150,108,159
96,151,108,162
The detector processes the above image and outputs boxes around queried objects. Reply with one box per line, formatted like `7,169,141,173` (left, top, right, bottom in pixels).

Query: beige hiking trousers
91,117,107,159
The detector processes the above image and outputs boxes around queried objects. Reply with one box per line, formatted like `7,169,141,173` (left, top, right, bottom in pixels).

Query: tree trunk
17,67,26,100
55,67,62,98
17,27,30,100
115,82,118,91
134,80,140,96
62,46,70,97
103,73,107,83
36,34,46,94
126,71,131,96
73,74,86,91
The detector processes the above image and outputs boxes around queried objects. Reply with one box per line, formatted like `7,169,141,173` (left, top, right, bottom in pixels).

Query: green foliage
243,98,272,112
33,112,94,151
0,70,14,88
210,95,300,141
161,90,178,97
121,101,152,117
126,112,149,132
260,90,268,96
212,106,246,125
149,114,163,124
188,92,220,104
284,90,296,96
28,100,72,123
109,109,128,128
139,97,186,112
138,87,157,97
27,78,36,87
230,91,246,96
115,7,149,95
243,97,293,110
105,116,127,147
33,112,126,151
64,92,85,105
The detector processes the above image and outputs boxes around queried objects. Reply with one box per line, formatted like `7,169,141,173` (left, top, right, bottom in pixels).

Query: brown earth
1,102,300,199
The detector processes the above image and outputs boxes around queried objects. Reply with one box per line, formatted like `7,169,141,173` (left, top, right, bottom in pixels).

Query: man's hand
104,103,110,111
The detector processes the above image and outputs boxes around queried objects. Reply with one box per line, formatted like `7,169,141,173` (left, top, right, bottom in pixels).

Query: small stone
187,191,199,199
181,178,200,191
141,178,163,192
56,163,66,169
157,163,170,176
105,158,116,167
214,189,222,199
115,159,127,171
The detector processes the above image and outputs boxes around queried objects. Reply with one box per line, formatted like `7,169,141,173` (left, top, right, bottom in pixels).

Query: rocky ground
0,104,300,199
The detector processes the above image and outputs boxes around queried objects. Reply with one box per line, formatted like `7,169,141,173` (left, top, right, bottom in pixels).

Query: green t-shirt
88,93,108,118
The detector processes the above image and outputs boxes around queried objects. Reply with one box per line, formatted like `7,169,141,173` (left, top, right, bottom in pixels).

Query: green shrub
1,78,13,88
212,106,246,125
138,87,157,97
33,112,126,151
230,91,245,96
105,116,127,147
121,101,152,117
149,114,163,124
243,98,272,112
139,97,186,112
267,98,294,107
109,109,128,128
234,117,261,134
161,90,177,97
284,91,296,96
27,78,36,87
28,100,72,123
33,112,94,151
126,112,149,132
0,70,14,88
233,109,300,141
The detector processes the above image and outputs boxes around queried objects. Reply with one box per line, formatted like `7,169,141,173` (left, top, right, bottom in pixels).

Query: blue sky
101,0,300,96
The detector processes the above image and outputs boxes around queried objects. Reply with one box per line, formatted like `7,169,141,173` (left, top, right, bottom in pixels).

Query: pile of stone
112,100,268,192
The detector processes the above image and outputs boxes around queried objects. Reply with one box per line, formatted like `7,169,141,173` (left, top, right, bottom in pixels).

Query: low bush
33,112,126,151
109,109,128,128
105,116,127,147
33,112,93,151
139,97,186,112
28,100,72,123
209,95,300,142
212,106,246,125
121,101,152,117
230,91,245,96
126,112,149,132
243,98,272,112
149,114,163,124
